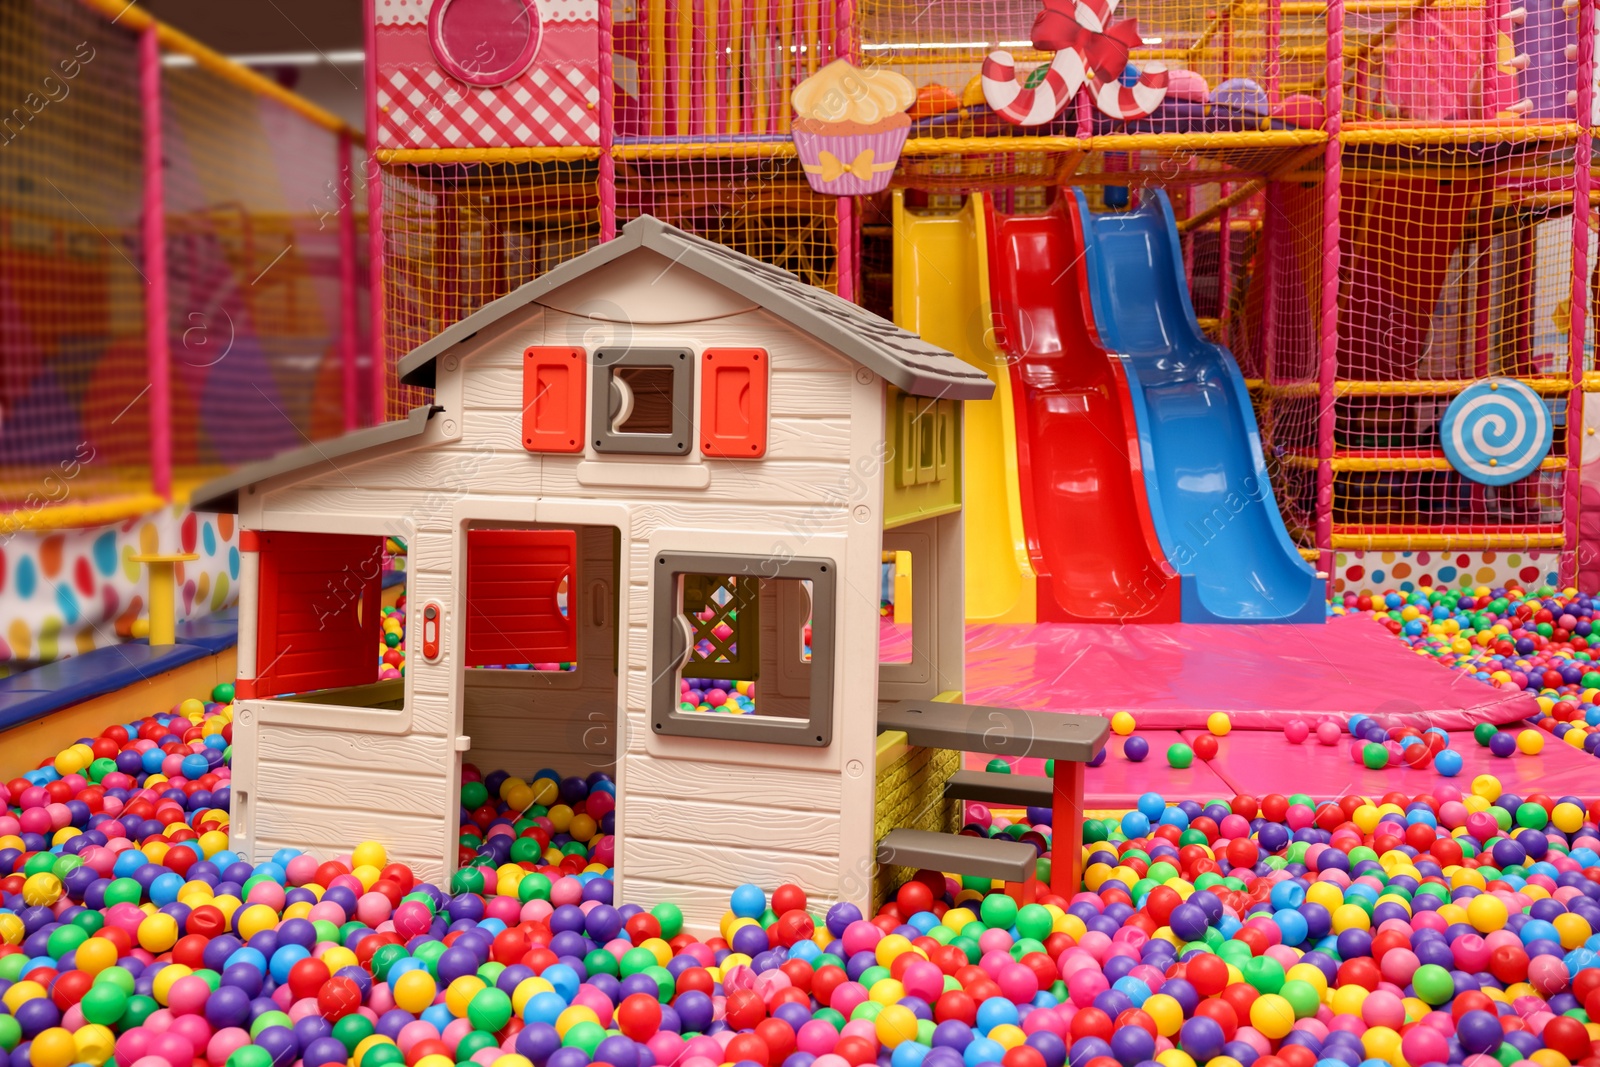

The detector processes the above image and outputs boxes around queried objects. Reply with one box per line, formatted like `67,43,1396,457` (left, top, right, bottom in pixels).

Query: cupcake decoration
791,60,917,196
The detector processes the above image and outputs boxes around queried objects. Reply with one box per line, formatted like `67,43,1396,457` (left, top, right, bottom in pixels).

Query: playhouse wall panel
621,840,842,900
251,724,454,774
626,796,840,853
622,748,844,807
254,761,447,818
626,504,851,541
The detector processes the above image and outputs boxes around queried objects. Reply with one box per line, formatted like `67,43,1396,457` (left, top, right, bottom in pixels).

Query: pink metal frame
1565,0,1594,586
339,132,361,433
599,0,617,241
1315,0,1344,584
366,0,387,426
834,0,858,300
140,25,171,502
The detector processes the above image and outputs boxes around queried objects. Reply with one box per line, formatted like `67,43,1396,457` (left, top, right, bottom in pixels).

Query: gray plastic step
943,769,1052,806
876,828,1037,881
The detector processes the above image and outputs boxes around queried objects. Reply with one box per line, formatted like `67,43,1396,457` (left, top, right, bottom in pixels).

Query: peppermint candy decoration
1439,378,1553,486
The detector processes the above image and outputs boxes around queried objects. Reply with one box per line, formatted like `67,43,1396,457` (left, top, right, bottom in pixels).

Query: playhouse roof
190,404,437,514
395,214,994,400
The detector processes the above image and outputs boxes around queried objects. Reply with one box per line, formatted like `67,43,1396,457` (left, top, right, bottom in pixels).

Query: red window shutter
255,532,384,697
466,530,578,665
523,346,586,452
700,348,768,458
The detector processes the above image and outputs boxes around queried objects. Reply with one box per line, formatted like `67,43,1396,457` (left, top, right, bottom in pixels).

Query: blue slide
1071,189,1324,624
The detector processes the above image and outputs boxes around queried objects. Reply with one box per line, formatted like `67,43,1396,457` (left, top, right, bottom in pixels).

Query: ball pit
1341,585,1600,760
5,685,1600,1067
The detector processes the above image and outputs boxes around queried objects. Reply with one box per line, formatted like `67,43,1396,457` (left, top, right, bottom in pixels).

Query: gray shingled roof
396,215,995,401
189,405,438,514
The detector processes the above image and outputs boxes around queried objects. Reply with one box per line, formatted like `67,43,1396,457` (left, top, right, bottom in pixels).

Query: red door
465,530,578,666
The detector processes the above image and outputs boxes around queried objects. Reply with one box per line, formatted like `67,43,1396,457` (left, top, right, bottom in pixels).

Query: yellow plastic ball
1155,1049,1196,1067
568,813,597,842
512,977,555,1015
352,840,388,869
875,935,914,968
869,978,907,1007
1111,712,1137,736
548,804,574,833
1143,993,1184,1037
555,1005,599,1039
27,1027,77,1067
237,903,279,940
530,778,559,806
493,1058,536,1067
1330,904,1371,933
416,1056,455,1067
1206,712,1232,736
1553,913,1592,949
1250,994,1295,1039
137,913,180,953
1472,775,1502,802
1363,1026,1402,1062
22,872,62,907
1330,985,1368,1016
72,1023,115,1066
392,970,438,1014
989,1024,1026,1050
1553,802,1585,834
1518,729,1545,755
75,937,118,975
1530,1051,1572,1067
1,980,43,1013
1466,893,1508,933
875,1005,921,1048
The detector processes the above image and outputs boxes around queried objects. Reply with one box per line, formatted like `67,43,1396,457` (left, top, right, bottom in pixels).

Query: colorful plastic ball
1123,736,1149,762
1192,735,1219,761
1166,743,1193,769
1517,729,1544,754
1315,721,1341,745
1206,713,1231,736
1111,712,1137,736
1433,749,1463,776
1283,720,1309,744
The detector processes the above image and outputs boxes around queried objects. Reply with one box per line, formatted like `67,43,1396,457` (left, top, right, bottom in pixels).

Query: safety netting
0,2,146,515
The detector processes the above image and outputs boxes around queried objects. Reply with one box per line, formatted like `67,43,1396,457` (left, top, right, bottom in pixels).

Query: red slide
983,197,1181,623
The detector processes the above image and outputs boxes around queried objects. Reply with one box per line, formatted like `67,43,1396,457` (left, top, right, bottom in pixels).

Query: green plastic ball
518,872,552,902
979,893,1018,930
467,987,513,1032
79,983,129,1026
1474,722,1498,746
562,1021,607,1055
1362,743,1389,769
652,902,684,939
985,758,1012,774
461,781,489,808
1515,802,1548,830
227,1047,274,1067
1412,963,1455,1005
1166,743,1194,768
212,682,236,703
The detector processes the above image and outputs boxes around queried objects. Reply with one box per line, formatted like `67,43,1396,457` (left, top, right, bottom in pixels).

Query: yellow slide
891,193,1036,623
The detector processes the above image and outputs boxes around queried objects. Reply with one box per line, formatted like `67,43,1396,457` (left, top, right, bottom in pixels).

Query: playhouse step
878,700,1107,763
876,828,1038,882
944,769,1052,806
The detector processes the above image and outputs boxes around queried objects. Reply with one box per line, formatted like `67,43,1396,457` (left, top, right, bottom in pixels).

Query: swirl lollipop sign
1439,378,1553,486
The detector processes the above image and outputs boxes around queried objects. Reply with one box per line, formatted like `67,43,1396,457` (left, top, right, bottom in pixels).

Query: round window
428,0,542,88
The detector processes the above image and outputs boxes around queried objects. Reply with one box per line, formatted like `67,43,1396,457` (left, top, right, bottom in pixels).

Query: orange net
0,2,146,511
378,158,602,421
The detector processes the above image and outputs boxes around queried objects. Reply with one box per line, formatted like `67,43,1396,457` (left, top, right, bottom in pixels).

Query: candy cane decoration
981,49,1087,126
982,0,1169,125
1091,62,1170,121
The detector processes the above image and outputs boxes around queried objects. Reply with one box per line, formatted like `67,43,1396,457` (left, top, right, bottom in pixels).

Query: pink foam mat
969,734,1236,808
956,616,1535,730
1172,728,1598,800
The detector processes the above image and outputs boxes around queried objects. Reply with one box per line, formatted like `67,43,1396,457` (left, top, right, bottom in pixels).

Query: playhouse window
591,347,693,456
879,550,914,664
652,553,835,747
252,532,388,705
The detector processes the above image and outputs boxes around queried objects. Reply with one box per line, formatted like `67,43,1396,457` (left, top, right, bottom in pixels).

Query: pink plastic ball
1315,722,1342,745
1284,720,1309,744
1361,990,1406,1029
165,975,212,1016
1401,1025,1449,1067
797,1020,839,1056
998,963,1040,1003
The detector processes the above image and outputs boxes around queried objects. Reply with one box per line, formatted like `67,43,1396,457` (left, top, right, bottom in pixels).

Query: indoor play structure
0,1,1599,1066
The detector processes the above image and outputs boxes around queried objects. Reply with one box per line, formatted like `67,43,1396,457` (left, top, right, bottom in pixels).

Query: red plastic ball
317,976,362,1021
725,989,767,1030
286,957,330,1001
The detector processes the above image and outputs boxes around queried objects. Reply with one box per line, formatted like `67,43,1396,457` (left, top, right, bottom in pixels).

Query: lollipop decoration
982,0,1169,125
1439,377,1553,486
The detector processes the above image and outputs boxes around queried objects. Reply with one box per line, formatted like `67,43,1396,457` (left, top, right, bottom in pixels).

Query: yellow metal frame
1332,532,1566,550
